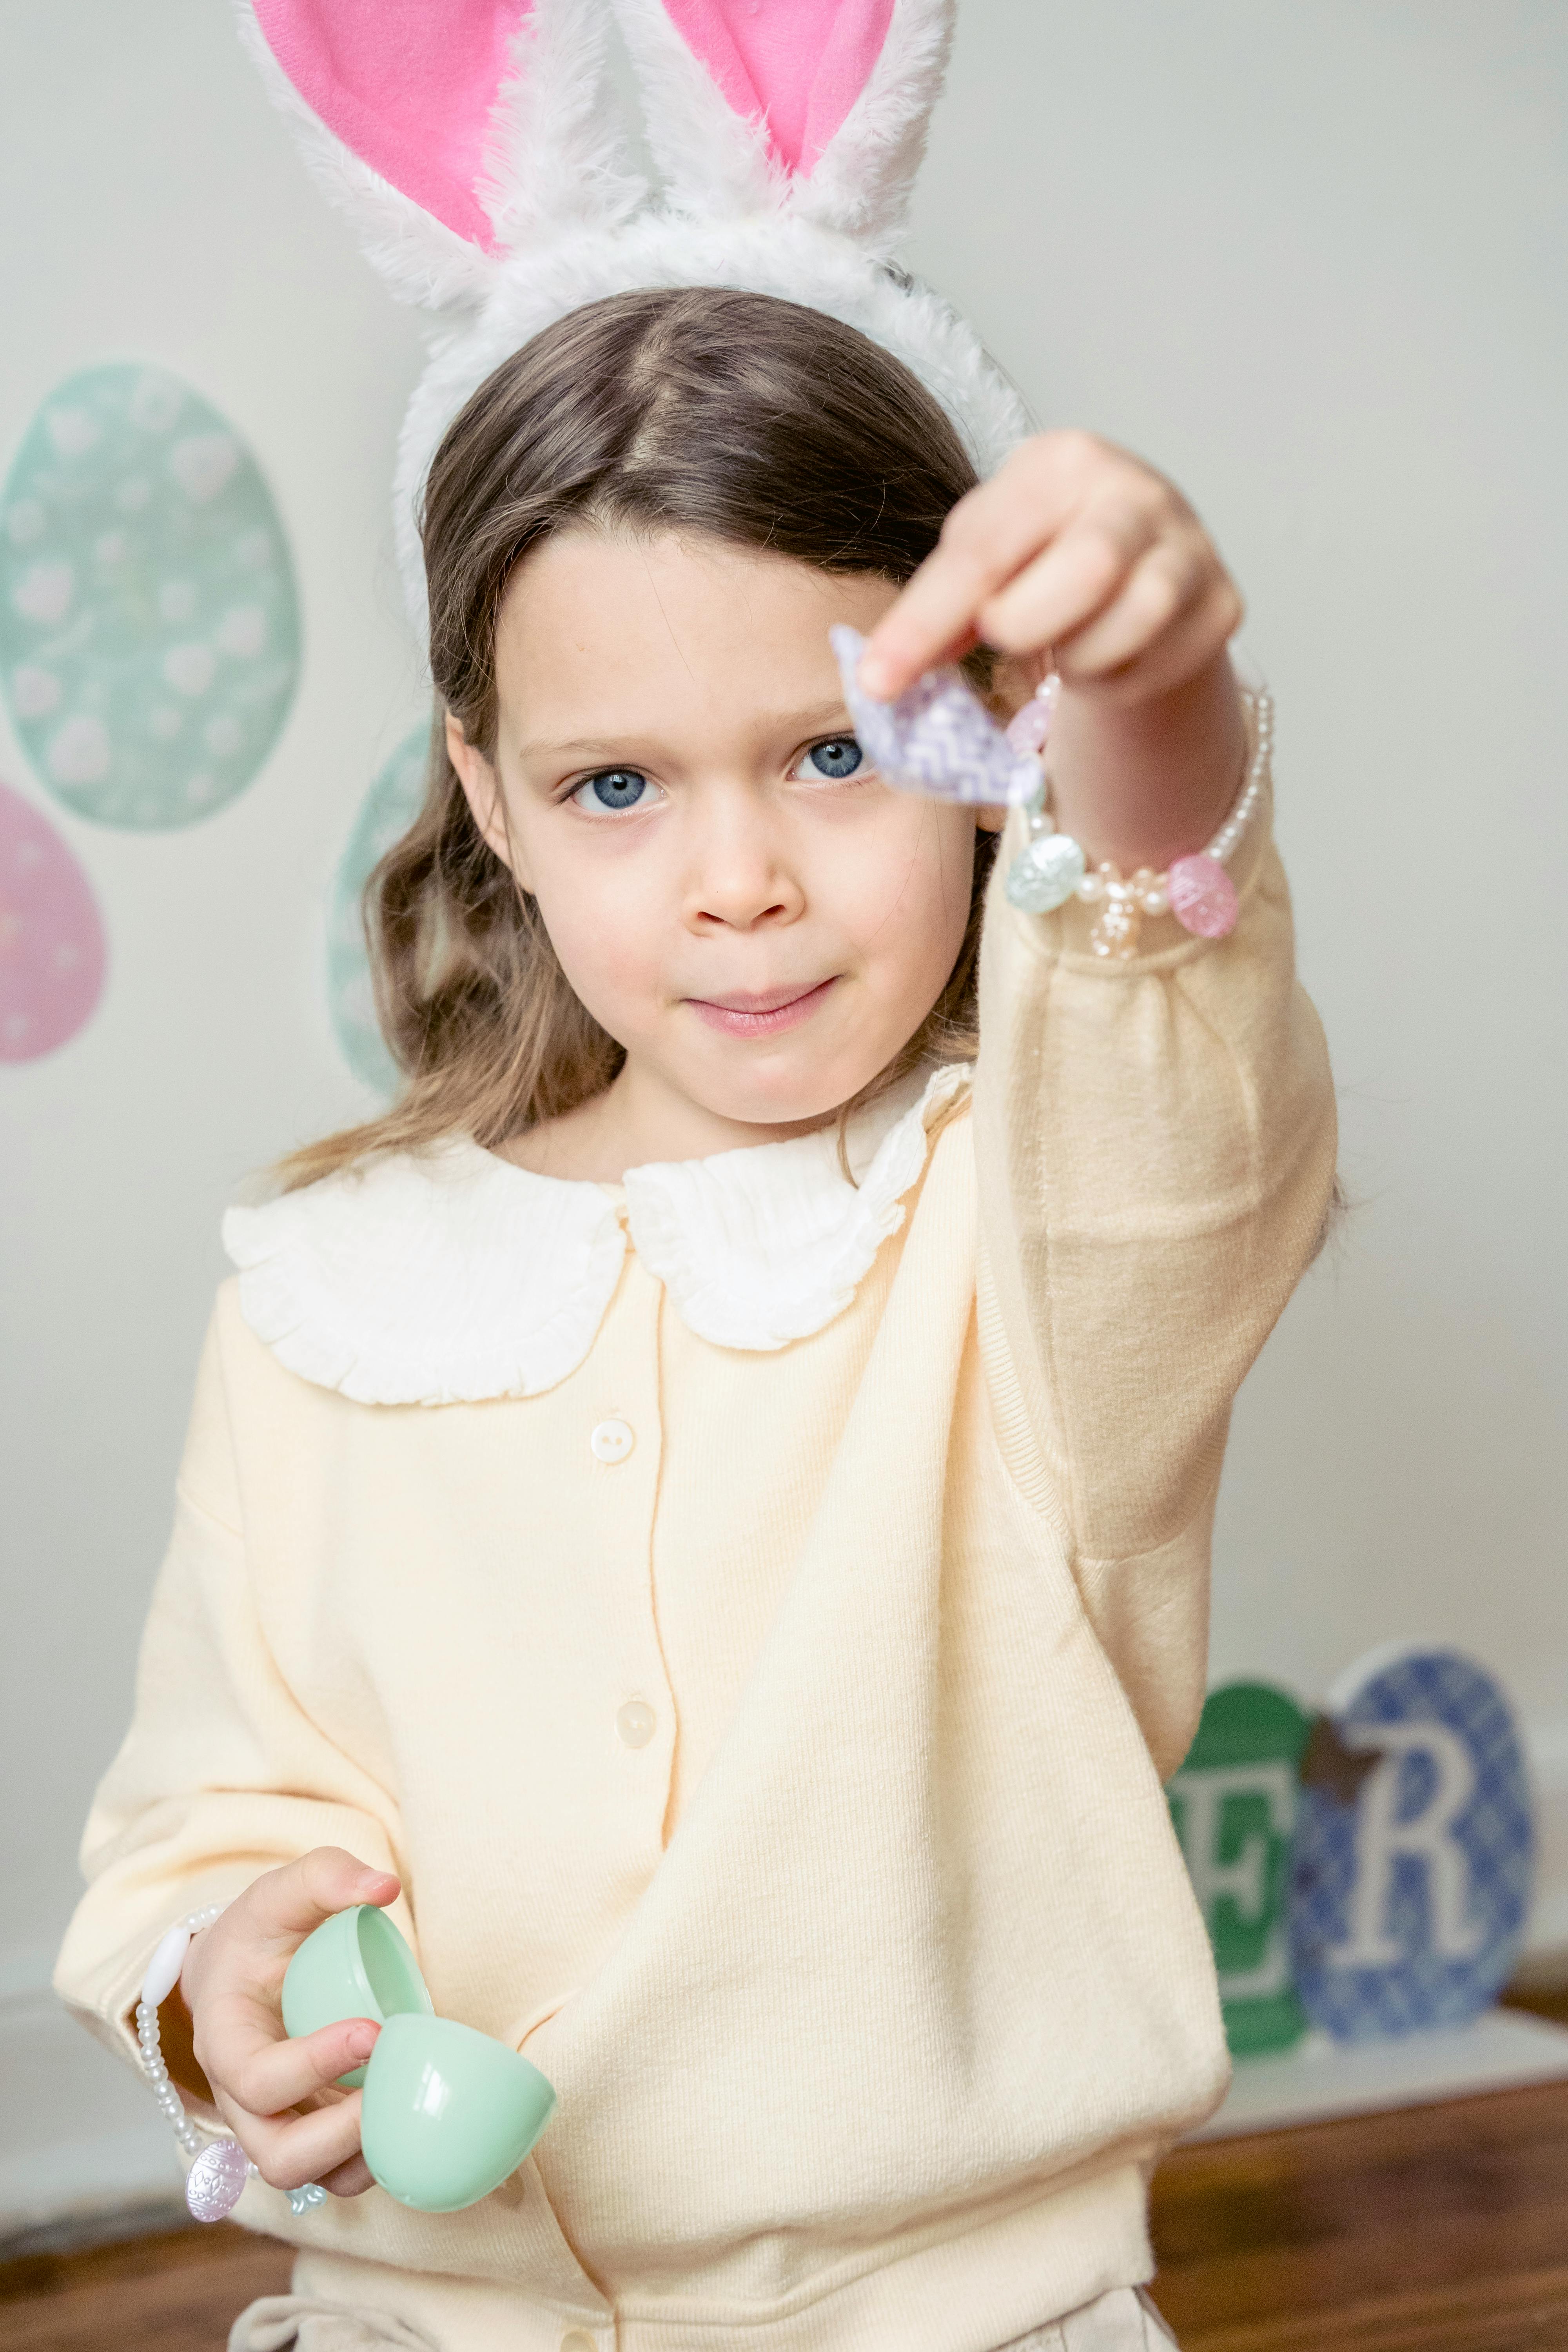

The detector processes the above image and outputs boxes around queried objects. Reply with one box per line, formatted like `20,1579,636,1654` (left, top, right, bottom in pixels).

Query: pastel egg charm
0,778,106,1060
1167,852,1238,939
1004,690,1055,757
185,2135,251,2223
0,364,299,829
1005,831,1086,915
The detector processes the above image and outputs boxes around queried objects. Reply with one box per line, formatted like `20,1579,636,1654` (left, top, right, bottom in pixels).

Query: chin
693,1053,882,1133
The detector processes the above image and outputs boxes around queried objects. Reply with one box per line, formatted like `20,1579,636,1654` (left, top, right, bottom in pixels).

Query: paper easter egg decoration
327,722,428,1092
0,778,106,1061
0,365,299,828
1289,1645,1532,2040
1168,1681,1313,2056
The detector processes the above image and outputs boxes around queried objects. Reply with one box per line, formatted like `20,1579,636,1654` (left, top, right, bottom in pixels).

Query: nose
683,795,805,933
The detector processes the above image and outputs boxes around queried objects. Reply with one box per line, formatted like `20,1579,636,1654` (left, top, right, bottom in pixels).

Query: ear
611,0,953,250
240,0,642,312
446,712,531,887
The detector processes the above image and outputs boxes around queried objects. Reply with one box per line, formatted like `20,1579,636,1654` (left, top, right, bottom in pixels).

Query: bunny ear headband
238,0,1031,639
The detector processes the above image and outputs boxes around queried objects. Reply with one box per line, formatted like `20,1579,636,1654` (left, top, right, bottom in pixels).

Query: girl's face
448,530,1000,1140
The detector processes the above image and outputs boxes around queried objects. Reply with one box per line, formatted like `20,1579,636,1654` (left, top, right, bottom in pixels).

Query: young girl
53,14,1336,2352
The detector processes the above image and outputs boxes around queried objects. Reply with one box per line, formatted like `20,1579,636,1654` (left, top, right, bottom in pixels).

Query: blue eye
803,737,863,780
573,769,649,812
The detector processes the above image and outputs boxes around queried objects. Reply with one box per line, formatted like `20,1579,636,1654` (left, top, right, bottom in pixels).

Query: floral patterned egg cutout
0,365,299,828
328,722,428,1092
0,777,106,1060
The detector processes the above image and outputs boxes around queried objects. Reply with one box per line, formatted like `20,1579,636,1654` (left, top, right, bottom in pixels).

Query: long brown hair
283,286,997,1189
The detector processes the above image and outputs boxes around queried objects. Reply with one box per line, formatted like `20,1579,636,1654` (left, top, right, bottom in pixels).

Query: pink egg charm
1005,692,1054,757
185,2135,251,2222
1167,852,1238,940
0,778,106,1059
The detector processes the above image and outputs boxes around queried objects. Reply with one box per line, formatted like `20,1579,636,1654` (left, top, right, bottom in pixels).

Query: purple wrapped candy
830,627,1042,807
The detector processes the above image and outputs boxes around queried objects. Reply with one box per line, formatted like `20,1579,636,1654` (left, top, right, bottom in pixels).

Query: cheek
523,831,667,1040
829,800,976,986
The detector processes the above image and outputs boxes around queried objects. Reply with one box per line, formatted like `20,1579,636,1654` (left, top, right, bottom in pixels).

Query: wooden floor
1149,2075,1568,2349
6,2000,1568,2352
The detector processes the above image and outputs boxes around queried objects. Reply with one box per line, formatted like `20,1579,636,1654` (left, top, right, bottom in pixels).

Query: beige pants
230,2283,1178,2351
229,2301,439,2351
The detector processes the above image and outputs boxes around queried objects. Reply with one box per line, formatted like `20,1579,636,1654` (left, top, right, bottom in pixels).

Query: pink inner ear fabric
660,0,897,177
253,0,532,249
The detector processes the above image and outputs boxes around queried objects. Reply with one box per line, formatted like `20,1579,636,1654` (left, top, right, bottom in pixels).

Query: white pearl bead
1198,690,1271,864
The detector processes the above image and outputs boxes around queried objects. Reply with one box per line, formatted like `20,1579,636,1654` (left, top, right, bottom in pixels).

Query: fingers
1061,577,1246,707
174,1849,403,2204
182,1848,399,2021
975,502,1164,660
1052,543,1240,680
218,2078,376,2196
858,428,1231,706
212,2000,382,2120
244,1849,401,1965
201,2012,383,2197
855,435,1091,693
859,433,1146,694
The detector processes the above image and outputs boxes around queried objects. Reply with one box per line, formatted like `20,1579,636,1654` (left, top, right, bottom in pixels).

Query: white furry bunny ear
238,0,643,312
612,0,952,253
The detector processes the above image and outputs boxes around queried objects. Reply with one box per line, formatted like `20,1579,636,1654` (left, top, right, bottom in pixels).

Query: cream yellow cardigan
53,798,1336,2352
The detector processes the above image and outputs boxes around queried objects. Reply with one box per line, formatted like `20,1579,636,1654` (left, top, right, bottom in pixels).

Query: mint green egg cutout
0,365,299,828
328,722,428,1092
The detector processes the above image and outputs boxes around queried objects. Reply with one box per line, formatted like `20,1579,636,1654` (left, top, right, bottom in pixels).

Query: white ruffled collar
223,1064,969,1406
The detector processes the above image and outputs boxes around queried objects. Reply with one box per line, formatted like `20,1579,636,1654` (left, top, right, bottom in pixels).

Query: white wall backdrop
2,0,1564,2234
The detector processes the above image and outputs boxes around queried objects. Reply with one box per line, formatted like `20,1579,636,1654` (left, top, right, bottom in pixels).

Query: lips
686,977,838,1038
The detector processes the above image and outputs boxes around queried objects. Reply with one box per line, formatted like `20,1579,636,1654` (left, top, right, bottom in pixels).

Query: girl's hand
860,432,1247,873
858,430,1241,704
178,1846,401,2200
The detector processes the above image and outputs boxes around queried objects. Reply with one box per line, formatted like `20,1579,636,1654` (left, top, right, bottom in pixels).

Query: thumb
249,1847,401,1962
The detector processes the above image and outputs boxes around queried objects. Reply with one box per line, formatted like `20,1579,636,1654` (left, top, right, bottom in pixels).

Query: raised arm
866,434,1337,1777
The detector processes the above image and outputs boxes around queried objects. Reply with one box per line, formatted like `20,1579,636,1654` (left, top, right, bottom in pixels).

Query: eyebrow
515,703,855,763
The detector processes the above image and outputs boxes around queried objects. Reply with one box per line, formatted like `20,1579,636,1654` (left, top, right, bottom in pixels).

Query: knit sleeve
50,1302,407,2093
971,768,1337,1778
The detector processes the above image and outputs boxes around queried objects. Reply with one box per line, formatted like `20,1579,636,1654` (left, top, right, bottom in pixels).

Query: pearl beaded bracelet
1004,679,1272,960
138,1901,327,2223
